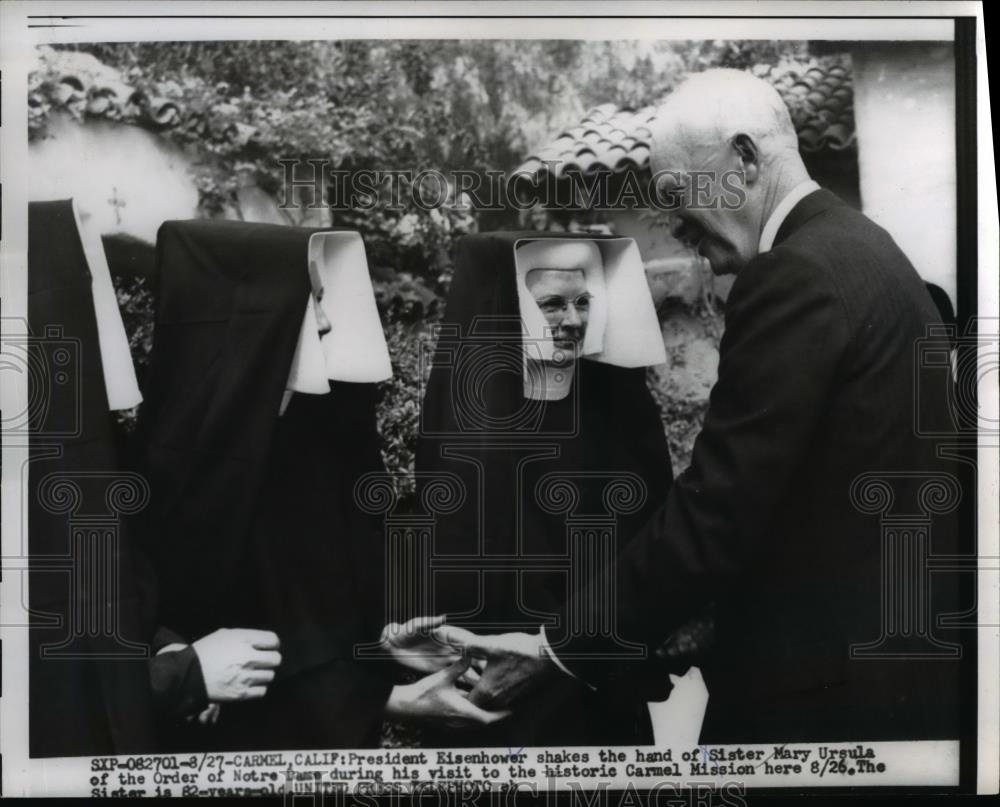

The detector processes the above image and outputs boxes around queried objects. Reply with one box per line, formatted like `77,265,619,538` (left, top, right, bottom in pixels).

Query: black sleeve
151,625,189,653
548,249,851,688
148,646,209,719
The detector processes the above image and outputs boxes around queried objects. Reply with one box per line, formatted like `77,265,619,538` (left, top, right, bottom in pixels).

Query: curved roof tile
516,54,855,178
31,46,186,134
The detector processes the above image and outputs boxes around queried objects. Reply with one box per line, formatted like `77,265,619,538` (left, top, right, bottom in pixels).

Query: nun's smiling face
525,268,591,358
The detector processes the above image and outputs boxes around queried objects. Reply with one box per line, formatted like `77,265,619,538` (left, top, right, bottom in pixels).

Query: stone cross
107,186,126,225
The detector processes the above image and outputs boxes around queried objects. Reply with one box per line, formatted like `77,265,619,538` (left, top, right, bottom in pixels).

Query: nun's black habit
139,220,393,750
416,231,675,747
27,200,158,757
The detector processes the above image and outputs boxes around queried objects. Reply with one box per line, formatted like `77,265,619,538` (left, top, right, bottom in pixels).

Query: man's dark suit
552,190,963,743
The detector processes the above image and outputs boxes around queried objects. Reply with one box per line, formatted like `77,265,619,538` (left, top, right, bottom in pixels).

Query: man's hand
191,628,282,702
384,656,511,730
380,615,461,674
434,628,559,710
381,616,485,687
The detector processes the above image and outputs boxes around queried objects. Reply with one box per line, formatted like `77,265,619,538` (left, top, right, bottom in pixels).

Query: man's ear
731,134,759,184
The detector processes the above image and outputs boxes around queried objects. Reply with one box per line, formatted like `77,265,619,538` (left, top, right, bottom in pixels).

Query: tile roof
30,46,183,133
762,57,855,154
517,55,855,181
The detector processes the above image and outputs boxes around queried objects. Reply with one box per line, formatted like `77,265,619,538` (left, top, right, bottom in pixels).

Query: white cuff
539,626,595,690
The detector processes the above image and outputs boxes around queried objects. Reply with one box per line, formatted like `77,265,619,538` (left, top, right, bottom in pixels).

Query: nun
415,232,676,746
139,221,402,750
26,199,160,757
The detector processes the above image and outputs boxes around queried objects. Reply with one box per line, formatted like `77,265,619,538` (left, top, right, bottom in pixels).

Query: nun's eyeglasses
535,293,593,315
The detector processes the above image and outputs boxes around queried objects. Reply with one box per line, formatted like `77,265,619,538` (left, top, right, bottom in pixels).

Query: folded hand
192,628,282,702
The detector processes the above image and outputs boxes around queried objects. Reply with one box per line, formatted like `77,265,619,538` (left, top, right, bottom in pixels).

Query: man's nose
562,304,582,328
669,215,687,241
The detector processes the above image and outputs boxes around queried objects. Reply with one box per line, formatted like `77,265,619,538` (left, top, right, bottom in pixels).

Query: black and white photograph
0,1,996,801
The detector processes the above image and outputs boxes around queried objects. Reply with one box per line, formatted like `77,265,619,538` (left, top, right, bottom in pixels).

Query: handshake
159,618,561,732
165,609,714,732
379,616,561,730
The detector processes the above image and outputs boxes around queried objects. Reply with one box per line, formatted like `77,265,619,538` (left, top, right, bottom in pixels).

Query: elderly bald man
439,68,963,744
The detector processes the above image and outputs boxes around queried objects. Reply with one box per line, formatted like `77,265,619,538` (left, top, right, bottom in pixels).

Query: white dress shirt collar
758,179,820,254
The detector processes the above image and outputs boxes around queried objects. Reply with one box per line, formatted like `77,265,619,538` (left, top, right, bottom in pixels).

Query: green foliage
373,273,441,324
113,274,156,373
647,368,710,476
375,316,438,510
110,273,156,434
681,39,811,72
41,40,805,288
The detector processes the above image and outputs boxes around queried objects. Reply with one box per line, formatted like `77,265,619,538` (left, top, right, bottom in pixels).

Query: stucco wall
851,42,957,307
29,113,200,242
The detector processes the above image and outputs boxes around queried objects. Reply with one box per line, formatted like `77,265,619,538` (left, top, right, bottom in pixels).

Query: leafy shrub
375,314,439,509
111,273,156,434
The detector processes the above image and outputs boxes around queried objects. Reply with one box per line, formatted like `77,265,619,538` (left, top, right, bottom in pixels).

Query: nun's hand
191,628,282,702
380,615,465,675
384,657,511,730
435,627,558,710
187,703,222,726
